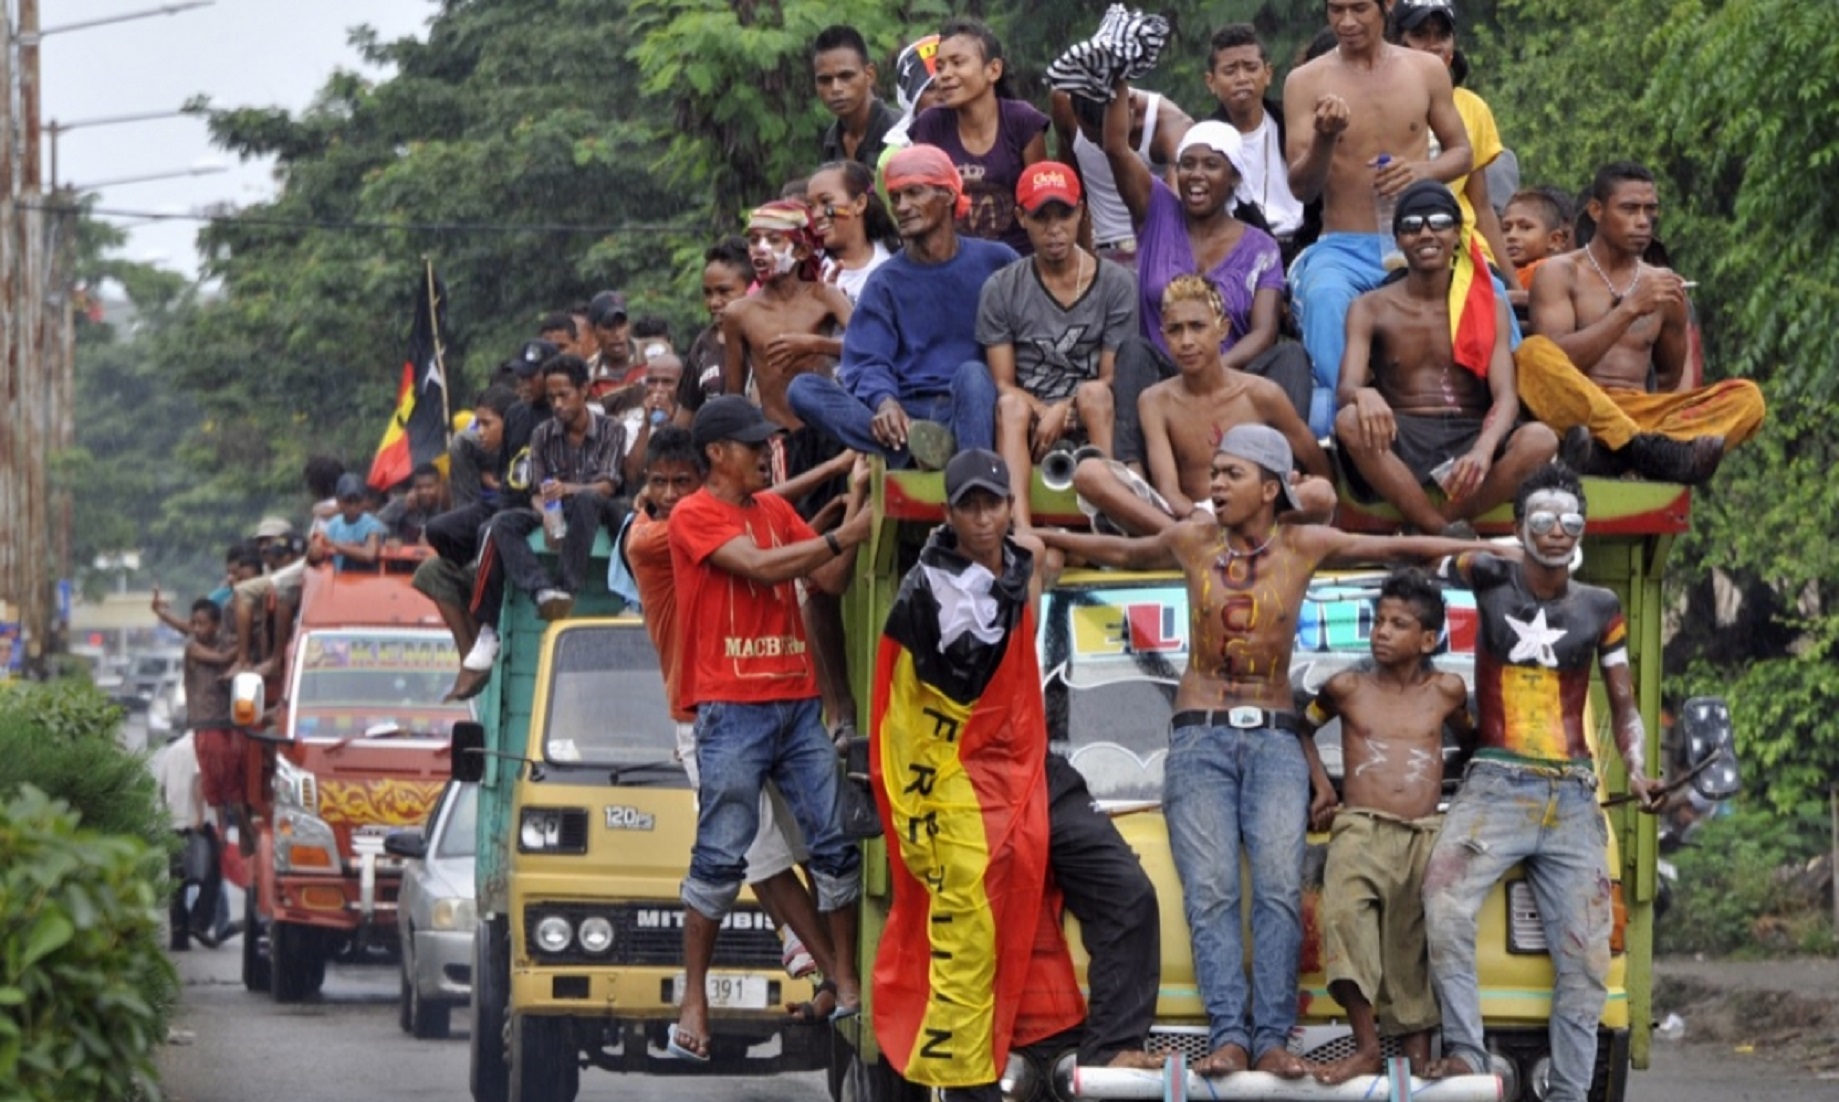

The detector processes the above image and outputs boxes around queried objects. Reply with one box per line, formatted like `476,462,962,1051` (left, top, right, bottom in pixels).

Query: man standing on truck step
1035,424,1483,1080
870,449,1112,1101
667,396,872,1062
1422,463,1664,1102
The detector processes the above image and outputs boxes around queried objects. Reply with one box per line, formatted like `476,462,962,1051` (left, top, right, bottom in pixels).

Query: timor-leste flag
367,263,451,490
1449,230,1498,378
869,531,1084,1089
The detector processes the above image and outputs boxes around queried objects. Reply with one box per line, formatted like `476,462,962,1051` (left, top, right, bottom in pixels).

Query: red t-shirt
626,511,691,723
668,489,820,710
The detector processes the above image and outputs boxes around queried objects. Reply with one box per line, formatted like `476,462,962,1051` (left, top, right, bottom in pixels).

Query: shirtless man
1524,161,1765,484
1422,463,1666,1102
1073,274,1334,535
722,199,852,435
1285,0,1474,395
1302,567,1475,1084
1337,180,1557,534
1036,424,1480,1080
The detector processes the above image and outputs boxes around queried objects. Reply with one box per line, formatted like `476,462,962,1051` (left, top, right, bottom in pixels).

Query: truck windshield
290,630,471,741
1040,578,1478,804
540,623,680,774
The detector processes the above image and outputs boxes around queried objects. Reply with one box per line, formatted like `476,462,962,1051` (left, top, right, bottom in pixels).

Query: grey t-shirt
975,255,1137,402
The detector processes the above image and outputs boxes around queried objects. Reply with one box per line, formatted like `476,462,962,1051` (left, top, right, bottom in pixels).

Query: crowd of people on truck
147,3,1763,1100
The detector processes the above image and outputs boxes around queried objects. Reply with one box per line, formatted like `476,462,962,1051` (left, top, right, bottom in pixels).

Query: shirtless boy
1523,161,1764,484
1036,424,1481,1080
722,199,853,436
1302,567,1475,1084
1072,275,1334,536
1284,0,1474,393
1337,181,1557,535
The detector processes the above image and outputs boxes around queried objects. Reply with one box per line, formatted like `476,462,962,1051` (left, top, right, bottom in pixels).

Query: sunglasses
1526,510,1586,537
1397,212,1458,234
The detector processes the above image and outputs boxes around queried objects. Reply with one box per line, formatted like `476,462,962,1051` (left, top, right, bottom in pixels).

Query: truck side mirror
451,721,487,784
1679,696,1740,802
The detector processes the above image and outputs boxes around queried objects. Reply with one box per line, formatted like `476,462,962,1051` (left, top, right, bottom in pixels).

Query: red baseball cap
1016,162,1082,213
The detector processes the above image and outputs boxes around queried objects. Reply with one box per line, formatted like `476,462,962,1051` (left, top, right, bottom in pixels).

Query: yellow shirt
1448,88,1504,262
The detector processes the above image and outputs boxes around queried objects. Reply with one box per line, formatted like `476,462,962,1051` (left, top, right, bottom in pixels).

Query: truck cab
834,468,1735,1102
455,531,828,1102
240,550,469,1002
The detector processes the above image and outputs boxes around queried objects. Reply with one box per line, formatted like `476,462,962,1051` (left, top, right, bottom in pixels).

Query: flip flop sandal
665,1025,711,1063
787,979,837,1023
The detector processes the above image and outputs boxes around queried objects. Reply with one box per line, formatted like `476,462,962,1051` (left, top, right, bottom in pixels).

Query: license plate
670,973,769,1010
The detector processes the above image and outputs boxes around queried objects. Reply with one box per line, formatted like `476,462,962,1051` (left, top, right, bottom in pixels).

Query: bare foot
1313,1048,1384,1085
832,977,862,1018
669,1001,711,1062
1423,1055,1476,1080
1192,1043,1249,1077
1102,1050,1167,1070
784,980,836,1022
1254,1048,1314,1079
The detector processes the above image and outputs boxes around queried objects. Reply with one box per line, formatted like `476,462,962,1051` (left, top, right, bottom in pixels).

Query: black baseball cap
512,338,559,379
588,290,629,327
335,472,369,502
691,396,783,452
1396,0,1457,32
944,448,1010,505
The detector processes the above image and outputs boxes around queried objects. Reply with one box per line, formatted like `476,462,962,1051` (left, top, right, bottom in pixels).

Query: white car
388,780,477,1039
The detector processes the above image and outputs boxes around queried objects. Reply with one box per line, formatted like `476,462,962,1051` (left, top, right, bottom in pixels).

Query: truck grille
524,902,783,968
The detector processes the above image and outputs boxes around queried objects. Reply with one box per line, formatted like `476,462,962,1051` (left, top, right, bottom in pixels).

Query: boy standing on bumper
1302,568,1474,1083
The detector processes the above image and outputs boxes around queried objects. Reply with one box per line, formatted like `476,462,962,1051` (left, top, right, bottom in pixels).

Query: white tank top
1072,92,1161,248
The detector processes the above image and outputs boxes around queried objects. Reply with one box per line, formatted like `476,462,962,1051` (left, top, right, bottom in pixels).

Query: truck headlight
274,806,339,873
517,807,587,854
533,914,573,954
274,757,319,811
577,916,614,955
430,897,476,932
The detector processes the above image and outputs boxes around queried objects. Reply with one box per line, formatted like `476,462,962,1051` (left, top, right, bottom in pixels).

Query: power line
21,201,700,236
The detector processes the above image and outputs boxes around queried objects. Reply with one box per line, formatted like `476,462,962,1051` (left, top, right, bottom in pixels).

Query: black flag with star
367,262,451,489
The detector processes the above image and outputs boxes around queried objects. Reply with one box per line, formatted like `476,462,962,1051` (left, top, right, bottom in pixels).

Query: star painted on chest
1505,608,1567,668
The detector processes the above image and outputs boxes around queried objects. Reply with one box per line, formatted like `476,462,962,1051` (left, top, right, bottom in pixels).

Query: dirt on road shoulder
1655,956,1839,1076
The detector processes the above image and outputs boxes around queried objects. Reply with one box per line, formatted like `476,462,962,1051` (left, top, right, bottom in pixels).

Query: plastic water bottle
649,408,668,427
541,479,568,540
1374,154,1406,270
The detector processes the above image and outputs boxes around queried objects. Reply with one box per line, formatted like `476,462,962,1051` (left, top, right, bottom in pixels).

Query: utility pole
1,7,19,660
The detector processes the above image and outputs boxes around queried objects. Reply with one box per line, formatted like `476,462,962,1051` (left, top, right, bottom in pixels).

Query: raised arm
1033,523,1183,572
1102,79,1154,229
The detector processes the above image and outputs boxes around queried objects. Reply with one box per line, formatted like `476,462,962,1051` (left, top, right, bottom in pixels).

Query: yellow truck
832,470,1739,1102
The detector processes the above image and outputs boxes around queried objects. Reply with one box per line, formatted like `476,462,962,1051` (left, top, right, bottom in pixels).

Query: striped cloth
1044,4,1171,104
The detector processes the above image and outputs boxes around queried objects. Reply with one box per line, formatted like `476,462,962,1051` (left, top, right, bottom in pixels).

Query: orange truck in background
238,550,472,1002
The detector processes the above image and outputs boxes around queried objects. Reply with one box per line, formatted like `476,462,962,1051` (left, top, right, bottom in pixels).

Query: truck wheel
508,1014,578,1102
470,919,510,1102
270,920,325,1003
241,891,270,993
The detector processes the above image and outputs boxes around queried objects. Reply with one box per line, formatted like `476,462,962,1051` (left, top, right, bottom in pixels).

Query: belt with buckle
1171,707,1303,735
1095,236,1138,253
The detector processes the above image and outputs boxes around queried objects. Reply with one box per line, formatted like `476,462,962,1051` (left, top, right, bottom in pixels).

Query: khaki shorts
411,555,475,607
1320,809,1443,1034
675,722,809,883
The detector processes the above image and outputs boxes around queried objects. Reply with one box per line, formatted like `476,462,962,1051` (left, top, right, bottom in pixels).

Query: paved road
156,943,1837,1102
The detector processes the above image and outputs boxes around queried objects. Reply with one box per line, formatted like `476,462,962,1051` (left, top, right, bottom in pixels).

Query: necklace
1583,241,1641,307
1040,249,1090,305
1216,529,1276,565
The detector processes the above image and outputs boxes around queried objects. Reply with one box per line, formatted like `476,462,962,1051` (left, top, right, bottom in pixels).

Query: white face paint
1520,488,1583,567
770,242,798,276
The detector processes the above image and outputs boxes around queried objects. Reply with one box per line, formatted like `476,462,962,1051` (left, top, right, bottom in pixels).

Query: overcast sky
40,0,432,275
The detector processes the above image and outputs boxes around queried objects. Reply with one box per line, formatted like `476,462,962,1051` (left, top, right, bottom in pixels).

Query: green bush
0,681,165,853
0,786,176,1101
1659,800,1834,957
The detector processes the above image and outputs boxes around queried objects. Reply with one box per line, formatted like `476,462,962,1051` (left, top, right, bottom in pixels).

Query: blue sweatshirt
839,238,1018,411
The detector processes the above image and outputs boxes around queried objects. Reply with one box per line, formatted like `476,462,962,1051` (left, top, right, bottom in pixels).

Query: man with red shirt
667,396,872,1062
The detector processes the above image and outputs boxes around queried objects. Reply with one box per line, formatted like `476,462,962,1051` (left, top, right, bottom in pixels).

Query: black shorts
770,426,847,521
1341,412,1505,500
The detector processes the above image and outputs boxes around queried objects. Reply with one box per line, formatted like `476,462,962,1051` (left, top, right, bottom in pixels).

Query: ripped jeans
1422,760,1613,1102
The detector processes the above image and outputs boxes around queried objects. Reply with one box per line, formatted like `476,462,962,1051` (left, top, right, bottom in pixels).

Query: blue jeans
1291,233,1524,394
681,698,861,919
1162,722,1310,1062
1423,761,1612,1102
786,361,996,465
